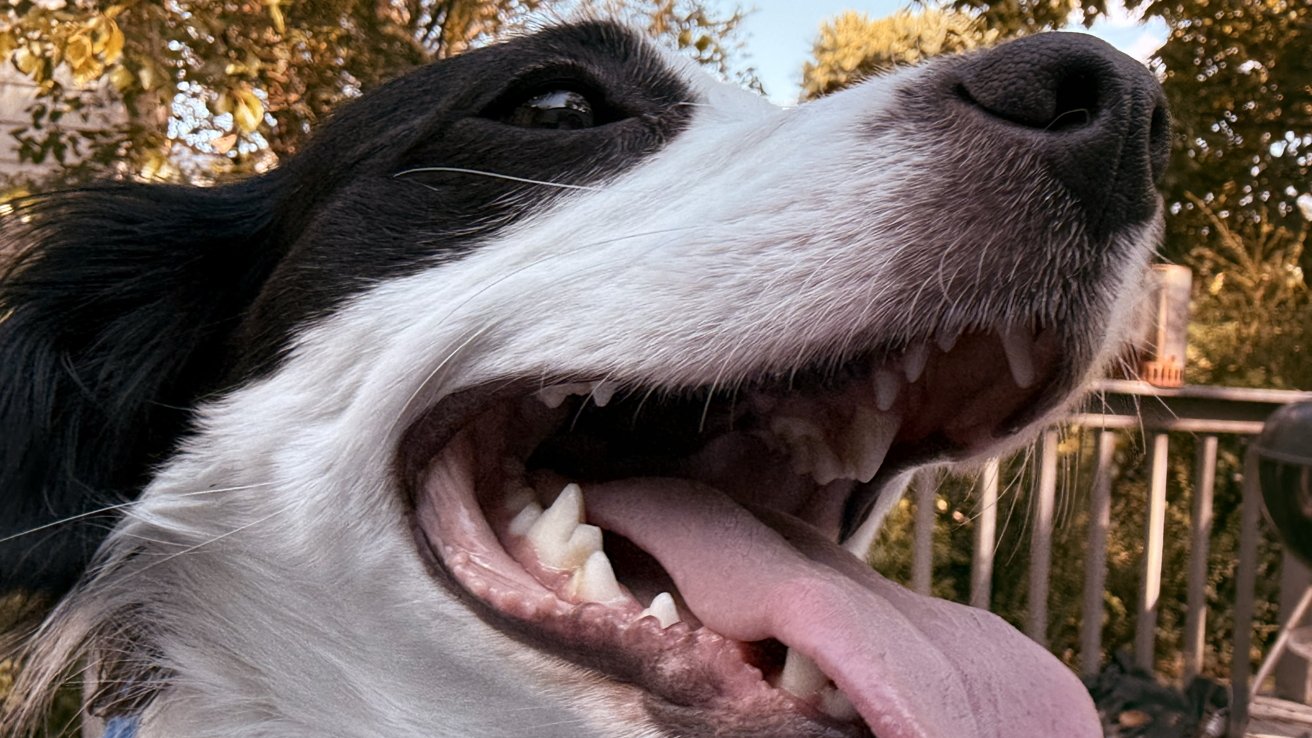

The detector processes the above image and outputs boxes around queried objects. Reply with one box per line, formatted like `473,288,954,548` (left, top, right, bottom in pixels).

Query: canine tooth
590,382,616,408
936,331,959,353
999,326,1037,388
568,551,626,605
640,592,681,628
846,407,899,483
535,383,592,409
809,442,845,486
902,342,929,383
778,649,828,699
525,484,587,569
507,501,544,537
873,369,900,411
818,686,860,721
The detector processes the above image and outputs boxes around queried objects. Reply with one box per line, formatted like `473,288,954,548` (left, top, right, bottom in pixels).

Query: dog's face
1,21,1168,738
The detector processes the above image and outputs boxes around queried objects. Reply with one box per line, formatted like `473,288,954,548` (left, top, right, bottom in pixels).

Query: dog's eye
505,90,596,130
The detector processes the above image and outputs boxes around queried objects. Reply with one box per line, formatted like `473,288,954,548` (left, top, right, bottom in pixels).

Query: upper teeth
535,381,616,409
999,326,1037,388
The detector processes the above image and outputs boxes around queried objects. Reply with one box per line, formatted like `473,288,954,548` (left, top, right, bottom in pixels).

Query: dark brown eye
506,90,596,130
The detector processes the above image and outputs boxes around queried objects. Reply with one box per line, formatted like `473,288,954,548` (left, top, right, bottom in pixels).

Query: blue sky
720,1,1168,104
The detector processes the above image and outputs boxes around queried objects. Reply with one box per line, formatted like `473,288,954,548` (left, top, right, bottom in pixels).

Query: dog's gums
404,322,1091,737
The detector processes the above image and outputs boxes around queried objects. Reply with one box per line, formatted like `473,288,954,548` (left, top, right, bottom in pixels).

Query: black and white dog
1,20,1168,738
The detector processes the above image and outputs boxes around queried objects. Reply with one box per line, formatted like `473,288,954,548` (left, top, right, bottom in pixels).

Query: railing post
1082,430,1117,676
912,471,936,596
1028,429,1058,646
1136,432,1171,671
971,458,1000,610
1229,448,1261,737
1184,434,1219,681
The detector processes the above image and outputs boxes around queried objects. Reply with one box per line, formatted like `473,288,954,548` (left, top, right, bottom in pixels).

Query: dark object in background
1086,652,1229,737
1254,401,1312,568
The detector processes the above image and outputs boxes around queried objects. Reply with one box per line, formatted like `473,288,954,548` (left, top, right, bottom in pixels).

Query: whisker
393,167,612,192
0,483,273,545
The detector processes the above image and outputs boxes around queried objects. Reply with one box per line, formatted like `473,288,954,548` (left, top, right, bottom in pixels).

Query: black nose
956,32,1170,233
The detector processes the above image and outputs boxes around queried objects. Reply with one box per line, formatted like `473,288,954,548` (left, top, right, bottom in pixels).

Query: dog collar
102,716,140,738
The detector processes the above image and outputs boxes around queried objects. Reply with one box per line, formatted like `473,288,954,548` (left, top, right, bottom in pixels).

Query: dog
0,20,1168,738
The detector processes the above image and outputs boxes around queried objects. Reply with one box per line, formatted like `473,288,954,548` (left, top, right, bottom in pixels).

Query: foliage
0,0,753,182
801,9,997,100
1188,195,1311,389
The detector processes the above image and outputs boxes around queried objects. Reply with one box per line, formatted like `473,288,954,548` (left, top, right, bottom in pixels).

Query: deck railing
904,379,1312,737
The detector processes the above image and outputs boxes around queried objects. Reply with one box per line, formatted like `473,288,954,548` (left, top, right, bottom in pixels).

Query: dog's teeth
590,382,616,408
846,406,899,483
818,686,860,721
507,501,544,537
525,484,590,569
777,648,828,699
902,342,929,383
809,443,845,486
936,331,960,353
999,326,1037,388
535,383,593,409
568,550,626,605
873,369,900,411
639,592,680,628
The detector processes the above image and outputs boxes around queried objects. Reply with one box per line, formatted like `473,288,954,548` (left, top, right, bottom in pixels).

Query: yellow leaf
72,58,104,86
138,62,158,91
65,31,93,69
109,64,135,92
212,133,238,154
14,47,41,79
232,88,264,134
101,20,125,65
268,0,286,34
0,30,16,59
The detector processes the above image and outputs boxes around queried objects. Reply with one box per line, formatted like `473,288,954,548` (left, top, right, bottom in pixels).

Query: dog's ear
0,176,286,595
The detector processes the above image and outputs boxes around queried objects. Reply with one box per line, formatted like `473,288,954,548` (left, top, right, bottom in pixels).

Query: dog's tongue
584,479,1099,738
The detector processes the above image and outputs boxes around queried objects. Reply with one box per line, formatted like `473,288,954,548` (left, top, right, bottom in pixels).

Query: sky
719,1,1169,105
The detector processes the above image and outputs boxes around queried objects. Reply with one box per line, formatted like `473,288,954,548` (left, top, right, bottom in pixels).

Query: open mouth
401,323,1092,737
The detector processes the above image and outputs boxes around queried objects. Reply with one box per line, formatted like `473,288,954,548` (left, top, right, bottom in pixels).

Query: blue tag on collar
103,715,140,738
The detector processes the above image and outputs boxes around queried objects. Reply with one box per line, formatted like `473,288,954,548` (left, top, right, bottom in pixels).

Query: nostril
1148,103,1171,181
1048,70,1098,131
948,32,1171,236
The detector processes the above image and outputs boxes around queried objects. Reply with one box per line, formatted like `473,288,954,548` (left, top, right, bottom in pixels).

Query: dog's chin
398,323,1097,737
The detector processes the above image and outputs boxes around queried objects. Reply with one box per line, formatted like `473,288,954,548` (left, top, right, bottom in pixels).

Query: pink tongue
584,479,1099,738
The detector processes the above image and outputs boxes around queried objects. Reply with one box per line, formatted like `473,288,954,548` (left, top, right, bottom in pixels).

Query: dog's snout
955,32,1170,232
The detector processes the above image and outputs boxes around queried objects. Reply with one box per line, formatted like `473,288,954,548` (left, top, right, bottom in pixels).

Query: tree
0,0,752,181
801,9,996,100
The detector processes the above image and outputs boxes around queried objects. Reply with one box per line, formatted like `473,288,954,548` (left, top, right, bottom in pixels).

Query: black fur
0,21,692,595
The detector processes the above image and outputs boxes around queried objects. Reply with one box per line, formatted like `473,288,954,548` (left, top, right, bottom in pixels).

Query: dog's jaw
12,24,1169,738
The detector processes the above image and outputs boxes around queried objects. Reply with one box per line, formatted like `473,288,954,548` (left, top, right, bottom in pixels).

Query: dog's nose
956,32,1170,232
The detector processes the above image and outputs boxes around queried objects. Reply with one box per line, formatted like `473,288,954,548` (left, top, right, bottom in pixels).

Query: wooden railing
903,379,1312,736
